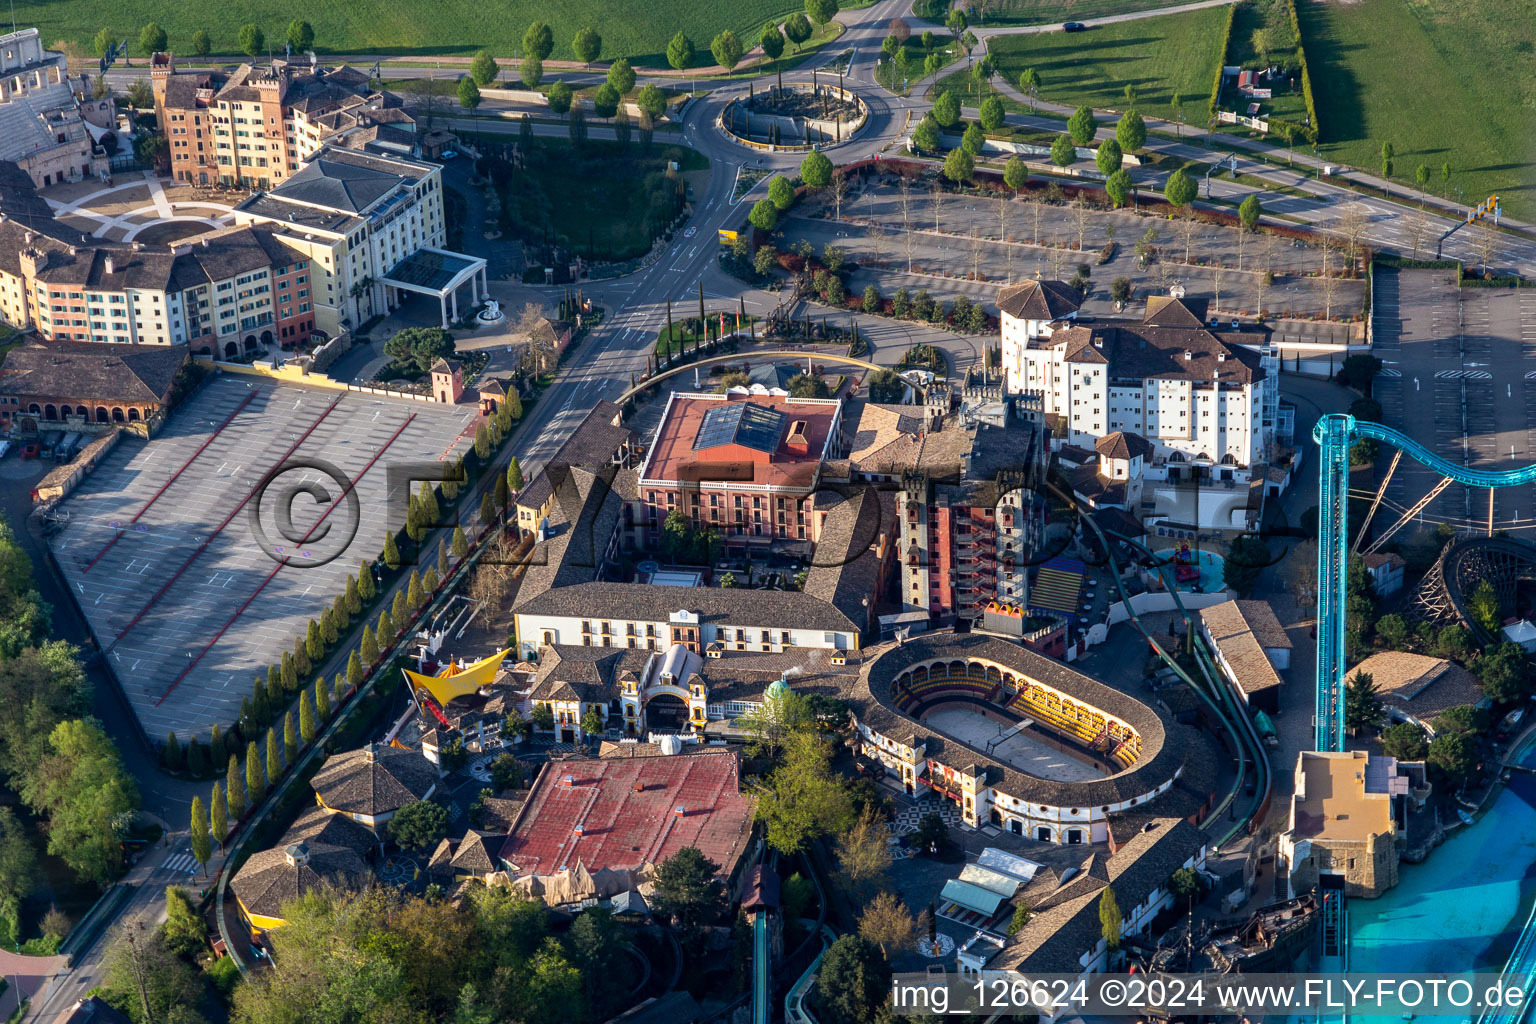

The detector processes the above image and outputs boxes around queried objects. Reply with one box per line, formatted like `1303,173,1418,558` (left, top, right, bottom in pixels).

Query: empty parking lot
49,374,478,741
1372,269,1536,536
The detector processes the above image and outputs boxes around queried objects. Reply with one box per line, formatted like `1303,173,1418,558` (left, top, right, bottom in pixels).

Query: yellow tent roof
404,649,510,707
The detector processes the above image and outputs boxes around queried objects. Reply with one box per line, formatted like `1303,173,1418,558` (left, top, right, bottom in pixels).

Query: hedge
1283,0,1321,144
1208,2,1237,118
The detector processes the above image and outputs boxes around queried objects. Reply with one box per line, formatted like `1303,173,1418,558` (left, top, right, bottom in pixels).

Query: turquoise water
1349,740,1536,976
1152,548,1227,593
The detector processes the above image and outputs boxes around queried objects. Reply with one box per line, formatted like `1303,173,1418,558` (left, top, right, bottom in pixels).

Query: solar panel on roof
692,402,785,453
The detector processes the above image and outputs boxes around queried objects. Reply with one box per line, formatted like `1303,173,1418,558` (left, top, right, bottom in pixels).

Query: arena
852,633,1197,845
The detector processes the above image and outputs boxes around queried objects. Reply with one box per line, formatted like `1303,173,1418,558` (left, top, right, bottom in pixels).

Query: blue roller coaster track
1313,414,1536,753
1315,413,1536,1023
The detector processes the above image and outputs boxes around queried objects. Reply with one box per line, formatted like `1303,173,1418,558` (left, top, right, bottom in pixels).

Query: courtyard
43,174,245,243
48,374,480,741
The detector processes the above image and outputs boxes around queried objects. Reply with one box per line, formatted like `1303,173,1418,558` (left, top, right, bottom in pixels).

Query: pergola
381,247,489,328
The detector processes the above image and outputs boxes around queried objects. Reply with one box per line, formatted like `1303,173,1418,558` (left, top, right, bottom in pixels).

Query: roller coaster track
1316,414,1536,1021
1313,414,1536,753
1066,486,1271,847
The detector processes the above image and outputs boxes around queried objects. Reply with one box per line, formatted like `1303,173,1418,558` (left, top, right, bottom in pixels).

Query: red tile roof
640,393,838,489
500,751,753,879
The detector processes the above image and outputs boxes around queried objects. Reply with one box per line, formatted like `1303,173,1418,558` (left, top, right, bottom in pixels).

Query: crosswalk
161,851,201,875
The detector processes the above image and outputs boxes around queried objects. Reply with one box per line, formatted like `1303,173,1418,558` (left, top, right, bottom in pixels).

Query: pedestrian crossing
162,851,200,875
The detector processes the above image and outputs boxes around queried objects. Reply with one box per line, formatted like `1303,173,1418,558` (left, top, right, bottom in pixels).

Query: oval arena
851,634,1197,845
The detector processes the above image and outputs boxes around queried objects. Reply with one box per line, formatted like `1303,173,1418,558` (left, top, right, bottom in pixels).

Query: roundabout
719,77,872,152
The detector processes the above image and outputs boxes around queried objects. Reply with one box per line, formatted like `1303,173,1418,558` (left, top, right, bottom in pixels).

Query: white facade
1001,306,1278,477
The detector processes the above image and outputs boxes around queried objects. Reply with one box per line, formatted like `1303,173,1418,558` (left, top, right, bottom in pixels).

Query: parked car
1062,21,1086,32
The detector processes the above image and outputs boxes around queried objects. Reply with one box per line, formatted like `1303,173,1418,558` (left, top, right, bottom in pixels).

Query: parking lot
1373,269,1536,534
49,374,479,741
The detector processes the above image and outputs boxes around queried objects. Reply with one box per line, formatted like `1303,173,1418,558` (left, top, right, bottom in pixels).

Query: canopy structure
404,648,510,707
939,878,1008,918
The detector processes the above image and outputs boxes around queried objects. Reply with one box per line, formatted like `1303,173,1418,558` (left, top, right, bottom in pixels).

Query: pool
1349,736,1536,978
1152,547,1226,593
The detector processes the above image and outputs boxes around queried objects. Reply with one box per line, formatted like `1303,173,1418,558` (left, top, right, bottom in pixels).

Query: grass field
984,7,1231,124
20,0,809,65
971,0,1206,27
1296,0,1536,219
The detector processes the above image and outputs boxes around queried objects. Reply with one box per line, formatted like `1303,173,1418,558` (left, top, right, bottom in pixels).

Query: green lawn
1296,0,1535,218
972,0,1218,27
493,139,707,261
984,7,1231,123
21,0,810,65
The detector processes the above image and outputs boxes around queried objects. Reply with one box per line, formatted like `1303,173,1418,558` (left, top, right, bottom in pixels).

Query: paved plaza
923,707,1104,783
42,174,243,243
49,374,480,740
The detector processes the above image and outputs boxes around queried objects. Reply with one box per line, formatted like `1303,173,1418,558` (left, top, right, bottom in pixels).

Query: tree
710,29,744,74
286,19,314,53
932,90,960,128
456,76,482,110
389,800,449,851
1164,168,1197,208
1345,670,1383,734
1116,109,1146,153
1479,642,1530,704
749,199,779,232
979,95,1005,132
189,796,210,875
191,29,212,56
104,917,203,1024
238,23,265,58
139,23,167,56
816,935,891,1024
784,14,813,52
667,31,696,70
1008,900,1032,936
961,122,985,156
993,158,1023,197
570,26,602,65
651,846,726,934
265,726,283,788
806,0,840,29
520,22,553,61
163,731,183,772
1095,138,1122,176
20,719,139,885
1049,134,1075,168
1067,105,1096,145
1381,721,1428,761
912,115,941,154
1240,193,1262,231
546,80,573,115
755,731,854,854
858,891,915,955
835,807,892,899
800,151,834,191
1099,886,1123,949
245,740,266,804
1428,731,1475,784
226,753,247,821
943,147,974,184
591,83,619,119
463,51,498,89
